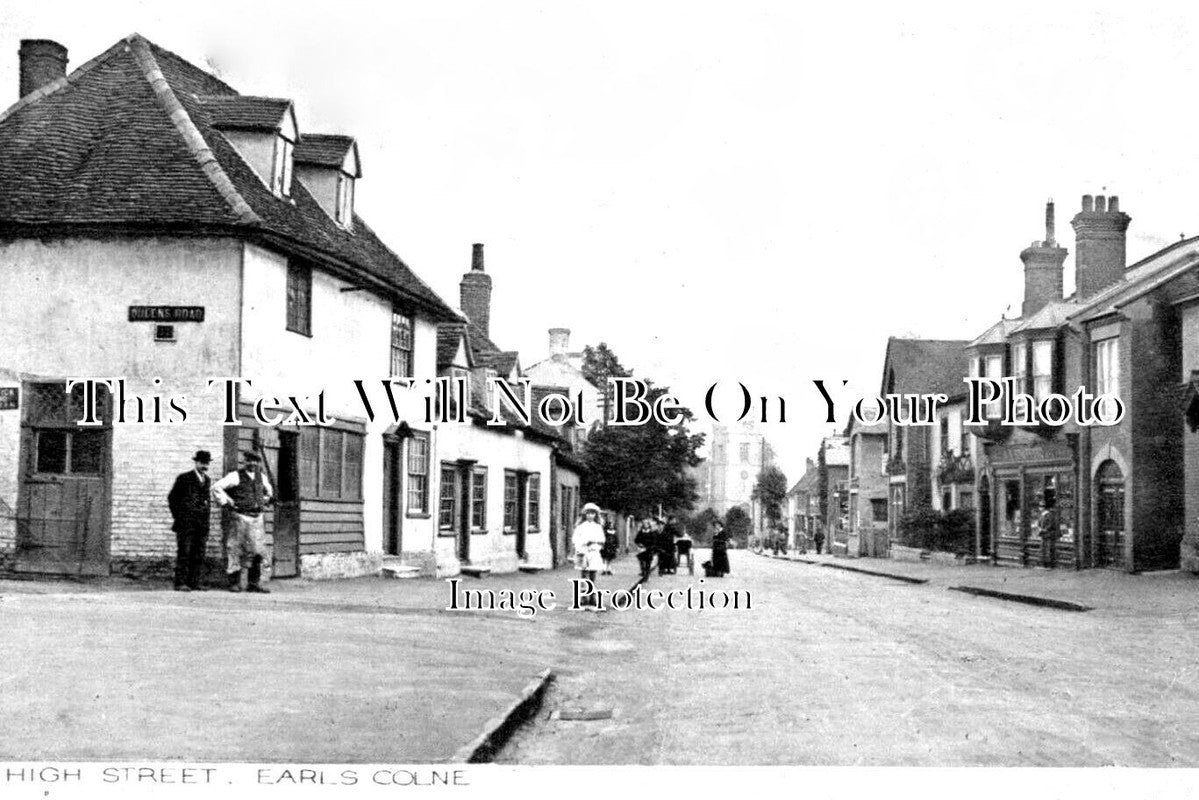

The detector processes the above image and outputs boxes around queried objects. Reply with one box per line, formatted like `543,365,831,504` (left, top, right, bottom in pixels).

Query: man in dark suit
168,450,213,591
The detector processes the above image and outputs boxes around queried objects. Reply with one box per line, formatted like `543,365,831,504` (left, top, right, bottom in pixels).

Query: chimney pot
460,243,492,337
1045,200,1056,245
1082,194,1094,213
1095,195,1107,213
1109,196,1120,212
18,39,68,100
471,243,485,272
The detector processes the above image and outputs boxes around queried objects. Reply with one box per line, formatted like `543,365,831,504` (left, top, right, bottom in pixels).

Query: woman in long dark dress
710,520,731,577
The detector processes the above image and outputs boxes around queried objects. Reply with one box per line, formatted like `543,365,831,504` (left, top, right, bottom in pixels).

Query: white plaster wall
240,243,440,555
435,422,553,572
0,237,242,562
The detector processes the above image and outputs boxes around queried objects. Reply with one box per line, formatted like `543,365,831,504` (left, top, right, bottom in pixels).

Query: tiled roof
1010,299,1079,334
437,324,468,369
476,350,519,376
968,318,1022,348
880,337,972,398
198,95,292,131
295,133,360,176
0,34,459,323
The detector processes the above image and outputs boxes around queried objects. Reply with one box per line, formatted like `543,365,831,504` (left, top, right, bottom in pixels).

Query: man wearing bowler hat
167,450,213,591
212,450,274,593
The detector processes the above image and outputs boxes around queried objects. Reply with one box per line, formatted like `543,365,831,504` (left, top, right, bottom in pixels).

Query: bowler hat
193,450,212,463
242,450,262,463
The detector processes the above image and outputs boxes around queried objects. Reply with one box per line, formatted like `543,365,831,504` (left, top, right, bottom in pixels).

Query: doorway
15,382,111,576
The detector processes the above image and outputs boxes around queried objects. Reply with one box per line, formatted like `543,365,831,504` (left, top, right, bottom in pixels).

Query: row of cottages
0,35,586,580
784,458,819,547
851,194,1199,573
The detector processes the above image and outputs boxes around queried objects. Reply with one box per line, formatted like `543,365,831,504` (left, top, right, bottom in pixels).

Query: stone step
381,564,422,579
459,565,492,578
518,565,547,574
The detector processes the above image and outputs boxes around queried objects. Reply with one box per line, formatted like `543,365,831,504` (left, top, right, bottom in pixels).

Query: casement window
984,354,1003,418
1095,338,1119,397
503,471,519,532
271,134,295,198
390,310,413,377
336,173,355,228
1032,340,1053,401
471,467,488,530
286,261,312,336
299,427,364,500
1012,342,1028,395
439,465,459,532
527,473,541,531
406,432,430,514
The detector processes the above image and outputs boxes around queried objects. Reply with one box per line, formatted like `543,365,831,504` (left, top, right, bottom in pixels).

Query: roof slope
880,337,971,398
0,34,458,321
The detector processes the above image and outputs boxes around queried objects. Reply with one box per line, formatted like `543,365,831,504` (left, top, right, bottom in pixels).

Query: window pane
287,262,312,335
471,469,487,529
35,429,67,474
391,311,413,377
1032,340,1053,400
407,434,429,513
504,473,518,530
320,429,343,497
527,473,541,530
69,429,104,474
439,466,457,529
300,428,319,497
343,433,364,500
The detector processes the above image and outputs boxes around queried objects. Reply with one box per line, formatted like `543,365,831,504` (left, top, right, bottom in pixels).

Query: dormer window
295,134,361,230
200,95,299,200
336,172,355,228
272,134,295,198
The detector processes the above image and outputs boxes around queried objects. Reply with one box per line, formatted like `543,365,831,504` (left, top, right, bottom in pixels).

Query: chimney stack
459,243,492,337
548,327,570,357
1072,193,1131,299
19,39,67,100
1020,200,1068,317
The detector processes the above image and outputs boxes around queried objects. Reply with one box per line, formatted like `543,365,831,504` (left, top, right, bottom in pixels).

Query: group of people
167,448,275,594
633,515,695,578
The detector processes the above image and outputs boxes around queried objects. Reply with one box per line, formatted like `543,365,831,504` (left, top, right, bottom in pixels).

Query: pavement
753,548,1199,615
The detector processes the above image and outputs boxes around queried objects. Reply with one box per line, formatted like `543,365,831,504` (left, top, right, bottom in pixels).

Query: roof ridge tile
126,37,259,225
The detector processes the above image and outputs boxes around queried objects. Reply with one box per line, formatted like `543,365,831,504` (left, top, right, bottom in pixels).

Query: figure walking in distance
710,519,731,577
573,502,607,611
212,451,274,594
167,449,212,591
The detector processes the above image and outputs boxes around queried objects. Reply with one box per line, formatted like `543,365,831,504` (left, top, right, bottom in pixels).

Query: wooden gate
16,382,111,576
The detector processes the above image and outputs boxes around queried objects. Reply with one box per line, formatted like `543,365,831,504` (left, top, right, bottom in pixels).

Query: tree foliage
579,344,704,518
752,465,788,526
683,507,722,546
724,505,752,546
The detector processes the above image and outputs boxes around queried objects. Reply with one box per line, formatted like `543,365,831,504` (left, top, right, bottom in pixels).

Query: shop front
985,440,1078,569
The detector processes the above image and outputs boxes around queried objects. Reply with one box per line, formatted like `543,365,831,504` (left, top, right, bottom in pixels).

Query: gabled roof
879,337,972,398
295,133,361,177
1069,237,1199,325
198,95,293,132
436,324,471,369
476,350,520,377
968,318,1022,348
1010,299,1079,334
0,34,458,322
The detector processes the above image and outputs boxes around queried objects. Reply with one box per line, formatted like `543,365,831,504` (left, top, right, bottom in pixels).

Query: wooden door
383,440,402,555
16,383,111,576
271,430,301,578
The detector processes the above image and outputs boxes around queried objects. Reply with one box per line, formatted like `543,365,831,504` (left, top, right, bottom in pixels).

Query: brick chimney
459,243,492,337
548,327,570,357
1020,199,1068,317
1072,193,1131,299
19,39,68,99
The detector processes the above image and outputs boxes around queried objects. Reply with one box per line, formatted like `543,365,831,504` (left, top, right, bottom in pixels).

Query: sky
4,1,1199,484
